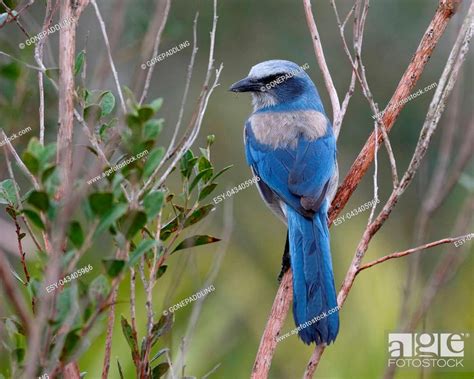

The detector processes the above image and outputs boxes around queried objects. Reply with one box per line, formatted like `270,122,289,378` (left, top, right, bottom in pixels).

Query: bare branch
357,235,471,273
0,249,32,335
138,0,171,105
90,0,127,113
303,0,340,124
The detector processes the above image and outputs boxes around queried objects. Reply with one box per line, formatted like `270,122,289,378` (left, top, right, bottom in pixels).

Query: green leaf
23,209,45,230
84,104,102,122
88,274,110,303
102,259,126,278
119,210,147,240
74,50,85,76
149,98,163,113
68,221,84,249
160,204,214,240
143,190,165,220
172,235,220,253
151,363,169,379
180,150,196,178
150,348,169,364
0,179,18,205
95,203,128,236
121,316,139,363
41,165,56,183
26,191,50,211
144,119,164,140
38,143,56,168
138,106,154,122
184,204,214,225
61,331,80,360
22,151,39,175
128,240,157,267
13,348,25,363
0,62,20,80
126,114,141,130
212,164,233,181
55,286,78,327
198,156,213,182
156,265,167,279
150,312,173,347
198,183,217,201
143,147,165,179
189,169,212,193
88,192,114,216
100,91,115,117
99,118,117,141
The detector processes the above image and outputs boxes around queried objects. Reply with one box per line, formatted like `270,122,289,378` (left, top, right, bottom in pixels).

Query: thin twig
90,0,127,113
0,248,32,336
139,0,171,105
34,0,55,145
357,235,471,273
303,0,340,123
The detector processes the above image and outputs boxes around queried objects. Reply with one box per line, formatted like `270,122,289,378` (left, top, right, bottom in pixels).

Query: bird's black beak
229,77,263,93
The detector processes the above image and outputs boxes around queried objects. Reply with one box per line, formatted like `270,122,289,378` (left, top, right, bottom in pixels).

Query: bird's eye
262,73,288,84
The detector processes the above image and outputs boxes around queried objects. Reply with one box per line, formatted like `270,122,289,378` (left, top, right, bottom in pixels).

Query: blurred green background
0,0,473,378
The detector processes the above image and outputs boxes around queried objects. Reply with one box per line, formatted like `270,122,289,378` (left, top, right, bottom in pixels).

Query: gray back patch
250,110,328,149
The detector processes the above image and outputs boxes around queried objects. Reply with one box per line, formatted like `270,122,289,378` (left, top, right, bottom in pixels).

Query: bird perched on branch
230,60,339,345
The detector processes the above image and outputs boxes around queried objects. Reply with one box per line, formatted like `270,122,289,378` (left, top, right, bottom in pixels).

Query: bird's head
229,60,321,111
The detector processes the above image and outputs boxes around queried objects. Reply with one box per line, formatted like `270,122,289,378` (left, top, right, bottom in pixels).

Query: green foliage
0,74,231,376
173,235,220,253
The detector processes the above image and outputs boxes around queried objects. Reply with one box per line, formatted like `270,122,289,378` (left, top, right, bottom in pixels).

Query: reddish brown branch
11,208,30,284
0,249,32,336
251,271,293,379
329,0,461,221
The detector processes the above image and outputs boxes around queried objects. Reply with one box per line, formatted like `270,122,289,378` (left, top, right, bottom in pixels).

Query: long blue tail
287,202,339,345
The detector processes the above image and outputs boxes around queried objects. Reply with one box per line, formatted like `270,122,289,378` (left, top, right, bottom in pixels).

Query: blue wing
245,120,336,217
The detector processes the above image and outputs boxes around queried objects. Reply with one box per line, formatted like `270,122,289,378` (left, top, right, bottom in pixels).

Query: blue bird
229,60,339,345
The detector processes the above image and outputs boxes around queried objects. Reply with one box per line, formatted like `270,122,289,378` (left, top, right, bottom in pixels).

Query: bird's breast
249,110,328,149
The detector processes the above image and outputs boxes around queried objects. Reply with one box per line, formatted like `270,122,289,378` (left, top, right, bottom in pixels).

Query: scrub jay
230,60,339,345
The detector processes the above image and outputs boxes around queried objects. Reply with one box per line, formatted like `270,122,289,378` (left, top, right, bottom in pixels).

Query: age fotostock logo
388,333,469,369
